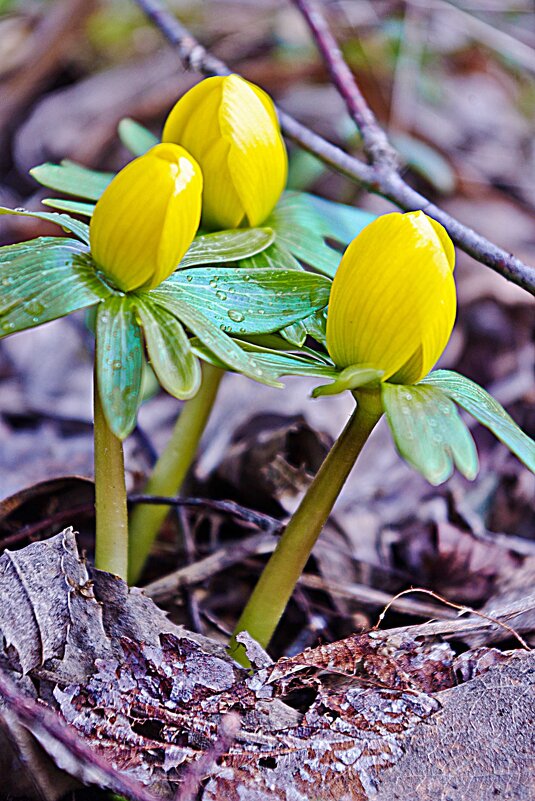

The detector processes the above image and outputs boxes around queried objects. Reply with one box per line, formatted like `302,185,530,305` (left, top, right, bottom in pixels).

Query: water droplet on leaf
228,309,244,323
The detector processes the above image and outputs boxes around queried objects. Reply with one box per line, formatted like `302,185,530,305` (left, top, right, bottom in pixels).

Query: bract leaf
191,337,339,379
96,296,143,439
0,206,90,243
237,240,302,271
158,267,331,335
118,118,159,156
382,382,479,486
304,308,328,345
0,239,110,336
150,292,282,388
134,295,201,400
179,227,274,269
422,370,535,473
42,198,95,218
267,192,342,277
30,160,113,201
280,319,307,347
303,193,376,245
312,365,384,398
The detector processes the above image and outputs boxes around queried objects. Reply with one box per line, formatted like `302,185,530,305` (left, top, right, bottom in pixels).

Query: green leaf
42,198,96,218
30,160,113,201
237,240,303,271
312,365,384,397
267,192,342,277
238,332,332,363
192,337,339,380
304,308,327,345
303,193,376,245
180,228,274,269
96,296,143,439
280,319,307,347
382,382,479,486
158,267,331,336
0,206,90,243
422,370,535,473
150,292,282,388
118,118,159,156
134,295,201,400
0,239,110,336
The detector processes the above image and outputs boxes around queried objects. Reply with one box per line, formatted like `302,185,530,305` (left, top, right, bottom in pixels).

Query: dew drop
228,309,245,323
209,278,218,288
404,392,413,401
243,274,251,282
112,359,122,370
216,290,227,301
186,275,193,282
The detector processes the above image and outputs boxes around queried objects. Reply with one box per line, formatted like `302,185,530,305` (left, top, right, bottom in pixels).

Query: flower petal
89,144,202,291
326,211,456,382
162,75,287,230
222,75,287,226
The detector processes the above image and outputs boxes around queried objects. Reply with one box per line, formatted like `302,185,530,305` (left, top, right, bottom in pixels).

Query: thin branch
292,0,535,294
132,0,535,295
373,587,531,651
292,0,397,167
128,493,282,533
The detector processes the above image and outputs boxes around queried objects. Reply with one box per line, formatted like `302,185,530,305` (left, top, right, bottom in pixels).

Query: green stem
128,363,224,584
229,390,383,666
94,365,129,579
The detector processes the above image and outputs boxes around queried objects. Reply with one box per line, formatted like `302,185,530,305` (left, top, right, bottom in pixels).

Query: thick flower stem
128,363,224,584
94,369,129,579
229,391,383,666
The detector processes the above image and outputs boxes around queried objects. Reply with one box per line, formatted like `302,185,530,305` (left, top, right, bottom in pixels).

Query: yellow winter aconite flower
326,211,456,384
162,74,287,230
90,143,202,292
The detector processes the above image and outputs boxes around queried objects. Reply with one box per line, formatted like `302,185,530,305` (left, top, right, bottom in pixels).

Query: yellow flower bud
162,74,287,230
326,211,456,384
89,144,202,292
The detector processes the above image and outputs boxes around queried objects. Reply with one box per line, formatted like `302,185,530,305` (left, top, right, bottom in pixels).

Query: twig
0,668,162,801
131,0,535,295
144,531,458,623
377,589,535,646
143,531,275,601
292,0,397,167
128,493,282,533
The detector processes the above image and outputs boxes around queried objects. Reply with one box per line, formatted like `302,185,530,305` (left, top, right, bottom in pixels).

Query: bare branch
132,0,535,295
292,0,398,167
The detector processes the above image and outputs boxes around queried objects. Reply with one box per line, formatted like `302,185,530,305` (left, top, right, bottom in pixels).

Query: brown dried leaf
0,531,533,801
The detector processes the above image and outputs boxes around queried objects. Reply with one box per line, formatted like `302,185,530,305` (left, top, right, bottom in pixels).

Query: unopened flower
89,143,202,292
162,74,287,230
326,211,456,384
